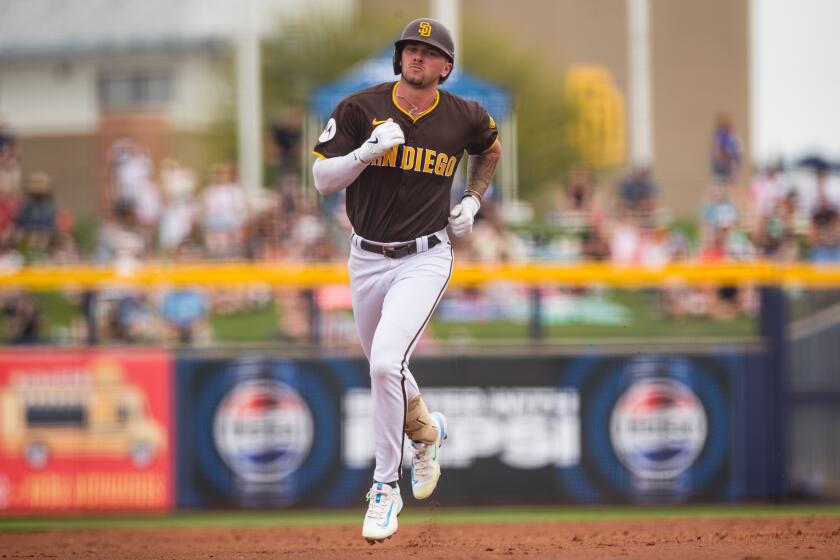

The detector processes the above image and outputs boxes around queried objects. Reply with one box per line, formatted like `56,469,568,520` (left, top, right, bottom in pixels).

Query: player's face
400,42,452,88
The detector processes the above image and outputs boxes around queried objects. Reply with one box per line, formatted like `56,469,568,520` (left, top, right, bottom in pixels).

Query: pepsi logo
213,380,313,483
610,378,707,480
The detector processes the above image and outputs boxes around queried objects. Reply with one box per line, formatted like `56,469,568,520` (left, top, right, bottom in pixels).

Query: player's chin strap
405,395,439,444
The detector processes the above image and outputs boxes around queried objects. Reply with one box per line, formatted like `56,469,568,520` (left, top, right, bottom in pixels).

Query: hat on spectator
23,171,51,194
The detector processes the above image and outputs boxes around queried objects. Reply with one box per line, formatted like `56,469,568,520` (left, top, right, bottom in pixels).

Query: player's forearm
464,141,502,204
312,153,368,195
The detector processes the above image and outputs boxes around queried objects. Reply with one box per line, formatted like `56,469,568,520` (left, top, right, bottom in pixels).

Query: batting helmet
393,18,455,84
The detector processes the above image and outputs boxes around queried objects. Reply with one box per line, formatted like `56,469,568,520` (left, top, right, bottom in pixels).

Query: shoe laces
412,441,432,477
365,486,392,519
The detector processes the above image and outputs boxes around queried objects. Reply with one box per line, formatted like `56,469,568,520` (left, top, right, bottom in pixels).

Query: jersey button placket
392,124,415,236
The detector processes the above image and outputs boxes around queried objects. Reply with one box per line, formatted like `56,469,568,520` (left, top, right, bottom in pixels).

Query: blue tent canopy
310,49,510,120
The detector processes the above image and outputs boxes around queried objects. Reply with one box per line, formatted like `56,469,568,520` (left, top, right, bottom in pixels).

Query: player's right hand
356,118,404,164
448,196,480,238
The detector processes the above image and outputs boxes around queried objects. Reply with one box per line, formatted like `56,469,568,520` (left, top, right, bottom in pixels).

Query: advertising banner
175,351,761,507
175,356,369,508
0,349,173,512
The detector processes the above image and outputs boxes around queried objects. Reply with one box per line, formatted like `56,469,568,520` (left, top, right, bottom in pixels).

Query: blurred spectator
275,287,311,343
464,201,527,263
244,190,293,260
95,199,146,265
637,226,672,268
610,215,642,266
287,204,327,259
200,162,248,258
14,171,57,260
158,158,197,256
135,175,161,240
697,227,740,320
0,171,21,249
617,166,658,223
710,112,742,184
271,106,303,181
105,292,158,343
0,115,20,199
93,200,149,343
160,157,196,201
2,292,41,344
552,164,607,235
700,182,738,241
609,219,674,268
174,225,206,260
108,139,160,242
752,194,799,261
749,163,785,219
580,223,610,261
566,163,596,212
110,139,153,207
809,174,840,262
51,209,80,263
160,288,210,345
806,164,840,209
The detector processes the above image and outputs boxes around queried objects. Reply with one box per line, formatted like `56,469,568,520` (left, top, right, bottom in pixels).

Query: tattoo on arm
465,143,502,203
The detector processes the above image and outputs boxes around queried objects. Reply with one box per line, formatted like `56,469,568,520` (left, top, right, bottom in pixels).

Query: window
26,404,87,427
98,70,173,110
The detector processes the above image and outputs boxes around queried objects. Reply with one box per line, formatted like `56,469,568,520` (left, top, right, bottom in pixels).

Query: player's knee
369,356,401,381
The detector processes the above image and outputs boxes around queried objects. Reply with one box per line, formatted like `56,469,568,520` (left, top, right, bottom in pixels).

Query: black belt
359,235,441,258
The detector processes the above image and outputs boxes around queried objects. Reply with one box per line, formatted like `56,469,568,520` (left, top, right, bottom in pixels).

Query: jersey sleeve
465,102,499,155
312,98,364,159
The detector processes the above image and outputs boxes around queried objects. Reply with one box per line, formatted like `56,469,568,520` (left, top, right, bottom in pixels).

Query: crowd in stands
0,110,839,346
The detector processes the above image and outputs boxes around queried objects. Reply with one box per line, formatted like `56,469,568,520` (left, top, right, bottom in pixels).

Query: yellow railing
0,261,839,290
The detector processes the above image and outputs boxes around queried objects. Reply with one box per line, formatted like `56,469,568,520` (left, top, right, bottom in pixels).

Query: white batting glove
355,118,404,164
448,196,480,238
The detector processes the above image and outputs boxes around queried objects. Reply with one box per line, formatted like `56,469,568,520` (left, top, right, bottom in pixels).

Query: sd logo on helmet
393,18,455,84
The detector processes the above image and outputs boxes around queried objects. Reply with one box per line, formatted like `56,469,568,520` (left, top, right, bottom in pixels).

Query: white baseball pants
348,229,453,483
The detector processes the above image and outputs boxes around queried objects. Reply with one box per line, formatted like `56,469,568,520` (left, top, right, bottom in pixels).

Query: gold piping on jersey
480,138,501,154
391,82,440,123
312,150,327,160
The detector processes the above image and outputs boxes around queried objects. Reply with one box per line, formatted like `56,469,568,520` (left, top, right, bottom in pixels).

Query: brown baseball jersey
313,81,498,243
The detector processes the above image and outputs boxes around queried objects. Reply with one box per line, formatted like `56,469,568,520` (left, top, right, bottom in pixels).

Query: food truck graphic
0,357,166,468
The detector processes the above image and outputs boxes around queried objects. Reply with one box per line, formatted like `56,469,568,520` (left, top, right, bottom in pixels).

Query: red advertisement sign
0,349,173,512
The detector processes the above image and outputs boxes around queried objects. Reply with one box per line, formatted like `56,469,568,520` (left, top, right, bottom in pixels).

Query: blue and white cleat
411,412,447,500
362,482,403,544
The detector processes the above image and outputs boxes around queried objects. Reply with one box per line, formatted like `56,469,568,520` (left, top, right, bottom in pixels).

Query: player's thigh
349,249,390,358
370,248,452,364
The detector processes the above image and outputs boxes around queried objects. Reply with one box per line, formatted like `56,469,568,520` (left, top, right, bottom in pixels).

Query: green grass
35,292,79,329
208,300,279,342
0,291,79,344
1,505,839,532
431,290,756,341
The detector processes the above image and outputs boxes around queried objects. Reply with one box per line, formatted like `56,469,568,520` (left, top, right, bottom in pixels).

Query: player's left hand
448,196,480,238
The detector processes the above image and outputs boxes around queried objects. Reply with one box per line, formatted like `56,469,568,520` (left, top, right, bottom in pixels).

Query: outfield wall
0,345,787,513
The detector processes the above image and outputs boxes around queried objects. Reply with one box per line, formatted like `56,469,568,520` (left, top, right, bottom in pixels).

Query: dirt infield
1,516,838,559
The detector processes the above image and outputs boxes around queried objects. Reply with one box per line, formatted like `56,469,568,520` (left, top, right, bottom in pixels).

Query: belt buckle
381,245,396,257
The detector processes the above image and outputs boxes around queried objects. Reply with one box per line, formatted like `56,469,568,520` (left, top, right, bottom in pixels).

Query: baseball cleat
411,411,447,500
362,482,402,543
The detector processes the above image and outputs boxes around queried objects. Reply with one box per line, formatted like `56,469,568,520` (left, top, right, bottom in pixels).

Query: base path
2,517,839,559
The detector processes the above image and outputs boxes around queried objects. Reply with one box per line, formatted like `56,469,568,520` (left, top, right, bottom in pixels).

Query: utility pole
628,0,653,167
236,0,263,194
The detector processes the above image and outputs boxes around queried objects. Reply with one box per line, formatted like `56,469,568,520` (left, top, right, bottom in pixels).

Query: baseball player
312,17,501,543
